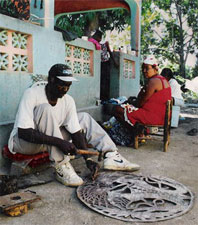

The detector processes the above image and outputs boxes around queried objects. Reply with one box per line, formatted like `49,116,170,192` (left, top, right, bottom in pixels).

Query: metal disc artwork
77,172,194,222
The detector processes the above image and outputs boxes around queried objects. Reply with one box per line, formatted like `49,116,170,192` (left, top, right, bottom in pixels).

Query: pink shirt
88,38,101,50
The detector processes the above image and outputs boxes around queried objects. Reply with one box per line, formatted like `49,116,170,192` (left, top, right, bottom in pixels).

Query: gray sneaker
103,151,140,171
55,156,83,186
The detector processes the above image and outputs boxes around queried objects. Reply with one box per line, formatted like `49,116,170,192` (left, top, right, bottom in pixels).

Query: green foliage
0,0,30,20
141,0,198,78
55,9,130,37
55,0,198,79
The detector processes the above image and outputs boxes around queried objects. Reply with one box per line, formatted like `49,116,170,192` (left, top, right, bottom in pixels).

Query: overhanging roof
55,0,130,15
54,0,141,53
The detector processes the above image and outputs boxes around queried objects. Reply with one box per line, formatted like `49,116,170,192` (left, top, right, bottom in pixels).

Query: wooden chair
134,100,172,152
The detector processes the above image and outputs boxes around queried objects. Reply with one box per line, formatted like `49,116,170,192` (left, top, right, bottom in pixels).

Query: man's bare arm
18,128,77,155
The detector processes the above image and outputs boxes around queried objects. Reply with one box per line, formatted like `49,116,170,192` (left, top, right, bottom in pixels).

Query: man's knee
77,112,91,121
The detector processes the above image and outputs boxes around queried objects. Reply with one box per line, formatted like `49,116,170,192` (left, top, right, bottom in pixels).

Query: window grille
0,28,32,72
123,59,135,79
65,44,93,76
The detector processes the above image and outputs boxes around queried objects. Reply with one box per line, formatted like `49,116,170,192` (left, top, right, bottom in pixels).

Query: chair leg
134,136,139,149
164,140,168,152
163,126,168,152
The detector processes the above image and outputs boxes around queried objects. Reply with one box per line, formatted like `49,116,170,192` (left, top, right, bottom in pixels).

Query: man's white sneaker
55,156,83,186
103,151,140,171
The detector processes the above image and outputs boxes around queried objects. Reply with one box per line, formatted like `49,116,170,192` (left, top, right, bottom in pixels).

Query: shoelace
56,156,70,167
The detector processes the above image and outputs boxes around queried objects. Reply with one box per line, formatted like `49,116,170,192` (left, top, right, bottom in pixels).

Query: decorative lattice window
65,44,93,76
123,59,135,79
0,28,32,72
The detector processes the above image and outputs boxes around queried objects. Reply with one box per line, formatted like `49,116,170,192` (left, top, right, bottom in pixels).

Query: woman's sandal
187,128,198,136
138,134,151,143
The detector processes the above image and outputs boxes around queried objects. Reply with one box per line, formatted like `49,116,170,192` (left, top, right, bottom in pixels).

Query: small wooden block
0,192,40,216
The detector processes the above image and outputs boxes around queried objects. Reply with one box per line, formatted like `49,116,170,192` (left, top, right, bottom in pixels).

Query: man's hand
86,158,100,180
58,140,78,155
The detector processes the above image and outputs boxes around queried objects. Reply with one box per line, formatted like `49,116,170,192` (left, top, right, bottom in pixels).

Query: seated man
8,64,140,187
161,68,184,107
113,56,172,132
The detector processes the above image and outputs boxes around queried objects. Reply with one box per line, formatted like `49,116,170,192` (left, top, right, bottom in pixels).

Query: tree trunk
176,2,186,78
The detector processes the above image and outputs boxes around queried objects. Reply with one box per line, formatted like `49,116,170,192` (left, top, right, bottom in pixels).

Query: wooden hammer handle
77,149,99,156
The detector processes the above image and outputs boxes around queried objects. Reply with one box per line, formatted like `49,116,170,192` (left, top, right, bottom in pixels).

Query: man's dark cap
49,64,78,82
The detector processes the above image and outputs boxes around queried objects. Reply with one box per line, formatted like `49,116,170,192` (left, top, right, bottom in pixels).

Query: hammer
76,150,103,181
76,149,103,162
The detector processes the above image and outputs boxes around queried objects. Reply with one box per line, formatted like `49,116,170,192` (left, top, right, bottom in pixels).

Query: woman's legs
113,105,136,133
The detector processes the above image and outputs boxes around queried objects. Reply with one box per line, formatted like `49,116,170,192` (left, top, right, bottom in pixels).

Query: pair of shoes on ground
55,152,140,187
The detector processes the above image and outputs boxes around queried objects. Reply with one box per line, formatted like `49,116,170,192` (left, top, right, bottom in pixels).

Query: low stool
2,145,50,176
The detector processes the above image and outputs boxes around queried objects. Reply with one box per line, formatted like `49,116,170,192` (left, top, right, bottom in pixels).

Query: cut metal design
77,172,194,222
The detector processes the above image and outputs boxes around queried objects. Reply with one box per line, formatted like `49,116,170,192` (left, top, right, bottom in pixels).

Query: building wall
0,0,141,166
0,13,101,165
110,52,140,98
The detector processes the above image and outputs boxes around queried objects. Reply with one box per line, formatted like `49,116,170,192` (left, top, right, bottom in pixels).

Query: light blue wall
119,53,140,97
0,13,65,126
0,13,101,164
110,52,140,98
0,1,141,166
65,39,101,108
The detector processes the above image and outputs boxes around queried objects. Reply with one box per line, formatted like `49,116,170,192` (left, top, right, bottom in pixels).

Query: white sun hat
143,56,158,66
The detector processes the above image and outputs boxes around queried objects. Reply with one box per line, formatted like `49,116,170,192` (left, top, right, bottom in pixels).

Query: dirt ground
0,105,198,225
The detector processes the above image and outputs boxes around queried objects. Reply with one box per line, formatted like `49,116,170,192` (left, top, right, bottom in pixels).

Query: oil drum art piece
77,172,194,222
